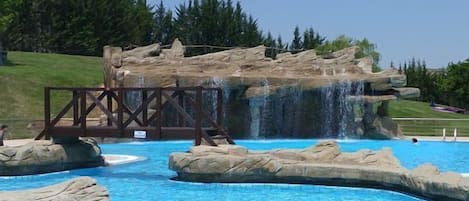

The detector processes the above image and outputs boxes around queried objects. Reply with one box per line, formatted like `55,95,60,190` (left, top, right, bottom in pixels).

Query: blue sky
150,0,469,68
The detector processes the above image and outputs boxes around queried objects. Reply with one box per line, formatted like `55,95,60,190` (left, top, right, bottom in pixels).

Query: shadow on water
70,166,171,181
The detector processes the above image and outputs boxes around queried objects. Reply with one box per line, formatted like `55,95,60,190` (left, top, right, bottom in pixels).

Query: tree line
399,59,469,110
1,0,154,55
1,0,380,64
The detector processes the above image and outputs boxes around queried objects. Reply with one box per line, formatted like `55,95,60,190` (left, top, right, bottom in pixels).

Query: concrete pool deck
405,135,469,142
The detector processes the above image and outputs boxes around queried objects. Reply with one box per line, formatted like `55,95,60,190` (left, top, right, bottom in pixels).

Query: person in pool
412,138,418,144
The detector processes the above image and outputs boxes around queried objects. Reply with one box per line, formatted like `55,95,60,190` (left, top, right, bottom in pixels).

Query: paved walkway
405,135,469,142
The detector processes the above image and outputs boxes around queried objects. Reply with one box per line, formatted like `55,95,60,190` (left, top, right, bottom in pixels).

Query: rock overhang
103,39,421,139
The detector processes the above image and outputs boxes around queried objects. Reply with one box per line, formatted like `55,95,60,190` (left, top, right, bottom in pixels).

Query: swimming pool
1,140,468,201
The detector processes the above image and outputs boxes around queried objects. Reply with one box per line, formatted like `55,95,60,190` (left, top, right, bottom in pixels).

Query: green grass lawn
389,99,468,118
389,99,469,136
0,51,102,138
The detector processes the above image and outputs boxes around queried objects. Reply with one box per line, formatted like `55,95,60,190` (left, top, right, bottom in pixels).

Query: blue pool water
1,139,468,201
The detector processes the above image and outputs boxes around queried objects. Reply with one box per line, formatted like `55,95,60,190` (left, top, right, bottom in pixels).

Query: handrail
47,86,223,91
35,87,234,146
392,118,469,121
392,118,469,138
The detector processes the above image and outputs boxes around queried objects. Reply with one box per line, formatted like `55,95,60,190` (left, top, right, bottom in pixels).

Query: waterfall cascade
320,79,365,138
244,78,365,139
248,79,270,138
111,41,420,139
126,75,144,110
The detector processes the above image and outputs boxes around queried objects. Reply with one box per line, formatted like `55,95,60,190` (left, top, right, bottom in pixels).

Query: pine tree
291,26,302,53
153,0,173,44
277,36,285,53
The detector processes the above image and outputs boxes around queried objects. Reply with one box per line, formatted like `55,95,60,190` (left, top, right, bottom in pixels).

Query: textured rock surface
104,40,420,139
170,141,469,201
0,176,110,201
0,139,105,176
115,42,413,95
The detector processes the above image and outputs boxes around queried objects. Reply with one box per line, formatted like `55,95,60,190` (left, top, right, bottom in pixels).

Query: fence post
442,128,446,141
107,90,113,126
44,87,51,140
454,128,457,141
156,88,162,139
72,90,79,126
195,86,203,145
216,88,223,135
142,89,148,126
117,88,124,137
80,89,87,136
178,90,184,127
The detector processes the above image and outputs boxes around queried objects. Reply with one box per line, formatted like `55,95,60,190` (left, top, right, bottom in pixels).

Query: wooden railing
34,87,235,146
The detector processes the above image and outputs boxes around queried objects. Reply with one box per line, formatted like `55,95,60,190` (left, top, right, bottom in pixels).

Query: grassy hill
389,99,469,136
0,51,102,138
389,99,468,118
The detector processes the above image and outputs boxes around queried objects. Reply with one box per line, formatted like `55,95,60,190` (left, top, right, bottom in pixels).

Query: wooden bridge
34,87,235,146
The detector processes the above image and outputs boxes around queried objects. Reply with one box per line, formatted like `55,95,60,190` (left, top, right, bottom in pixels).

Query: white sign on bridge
134,130,147,139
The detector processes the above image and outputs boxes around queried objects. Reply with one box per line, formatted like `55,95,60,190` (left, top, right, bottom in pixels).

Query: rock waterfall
106,39,420,139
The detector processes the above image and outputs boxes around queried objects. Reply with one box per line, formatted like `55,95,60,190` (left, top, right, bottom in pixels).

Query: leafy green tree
0,0,19,49
316,35,381,72
315,35,352,55
354,38,381,72
3,0,155,55
440,61,469,109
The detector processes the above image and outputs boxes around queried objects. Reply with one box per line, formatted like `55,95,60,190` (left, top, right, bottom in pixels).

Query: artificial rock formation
105,40,420,139
0,176,110,201
170,141,469,201
0,139,105,176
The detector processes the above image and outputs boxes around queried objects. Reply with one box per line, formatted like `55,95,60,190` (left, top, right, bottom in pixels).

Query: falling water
272,84,303,137
206,76,226,121
249,79,270,138
320,78,365,138
126,75,144,110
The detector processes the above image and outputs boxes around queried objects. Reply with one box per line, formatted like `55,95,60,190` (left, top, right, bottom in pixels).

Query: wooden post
176,80,184,127
72,90,79,126
216,88,223,135
117,88,124,137
80,89,87,136
103,46,122,88
156,88,162,139
44,87,51,140
103,46,112,88
195,87,203,145
178,91,184,127
107,90,113,126
142,89,148,126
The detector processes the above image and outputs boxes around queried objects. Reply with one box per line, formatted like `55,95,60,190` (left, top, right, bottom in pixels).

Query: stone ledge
0,176,110,201
0,139,105,176
169,141,469,201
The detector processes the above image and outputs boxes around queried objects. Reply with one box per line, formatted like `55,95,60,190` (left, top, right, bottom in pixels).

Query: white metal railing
392,118,469,140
